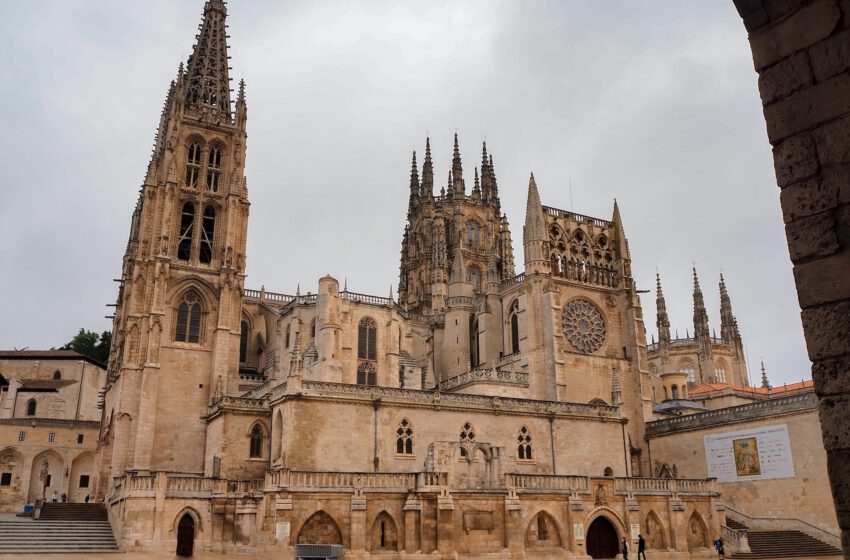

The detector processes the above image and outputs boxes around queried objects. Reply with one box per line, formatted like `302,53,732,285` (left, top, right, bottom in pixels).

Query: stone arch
687,510,709,550
370,510,400,551
68,451,94,503
589,398,608,405
165,276,217,309
644,510,666,550
27,449,64,503
174,508,200,557
296,510,343,545
0,447,24,492
525,510,562,548
585,509,624,559
171,506,203,536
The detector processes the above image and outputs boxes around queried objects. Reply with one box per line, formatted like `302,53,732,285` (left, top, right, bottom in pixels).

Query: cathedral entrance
176,514,195,556
586,516,619,559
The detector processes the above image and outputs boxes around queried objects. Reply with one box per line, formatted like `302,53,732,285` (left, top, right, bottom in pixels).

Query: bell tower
99,0,250,480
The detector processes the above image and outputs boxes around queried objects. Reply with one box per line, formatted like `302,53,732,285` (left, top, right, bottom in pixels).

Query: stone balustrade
506,474,589,493
439,367,529,391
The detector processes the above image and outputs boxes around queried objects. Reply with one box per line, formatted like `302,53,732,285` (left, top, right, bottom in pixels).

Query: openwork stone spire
184,1,232,113
692,268,710,341
719,273,740,343
421,137,434,197
451,133,464,195
656,273,671,344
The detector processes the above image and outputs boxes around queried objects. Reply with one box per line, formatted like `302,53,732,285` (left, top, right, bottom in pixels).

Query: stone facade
68,1,843,558
0,351,105,509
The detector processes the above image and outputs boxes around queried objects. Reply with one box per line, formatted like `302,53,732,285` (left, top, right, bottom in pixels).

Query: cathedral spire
472,167,481,199
760,361,770,390
184,0,232,114
656,273,671,344
523,173,549,274
451,133,464,196
719,273,740,343
421,137,434,198
693,268,710,341
612,199,631,261
408,150,420,210
480,142,491,202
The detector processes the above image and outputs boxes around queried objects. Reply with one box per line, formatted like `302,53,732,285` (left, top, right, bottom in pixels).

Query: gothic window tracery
175,290,202,344
206,145,222,192
517,426,532,460
680,361,696,385
467,265,482,290
460,422,475,442
357,317,378,385
562,299,606,354
396,418,413,455
715,360,727,383
177,202,195,261
249,424,263,458
199,206,215,264
509,299,520,355
465,221,480,247
185,143,202,188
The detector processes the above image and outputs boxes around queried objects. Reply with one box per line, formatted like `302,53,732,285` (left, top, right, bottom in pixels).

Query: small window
517,426,532,460
249,424,263,458
79,475,90,488
185,142,202,188
77,434,84,444
396,419,413,455
26,400,36,417
175,291,202,343
357,362,376,386
0,473,11,486
509,300,520,354
48,432,55,443
460,422,475,442
53,371,61,380
45,474,51,487
603,466,614,477
18,431,25,442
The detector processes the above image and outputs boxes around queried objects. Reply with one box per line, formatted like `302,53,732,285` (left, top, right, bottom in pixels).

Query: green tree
63,329,111,364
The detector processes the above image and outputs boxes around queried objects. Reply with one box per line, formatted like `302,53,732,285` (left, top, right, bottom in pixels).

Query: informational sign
630,523,640,540
704,423,795,482
275,521,290,541
573,523,584,541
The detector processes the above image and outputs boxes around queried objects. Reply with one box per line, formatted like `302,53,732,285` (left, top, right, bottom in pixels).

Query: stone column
403,493,421,553
436,491,455,554
504,491,524,551
732,1,850,555
350,492,367,552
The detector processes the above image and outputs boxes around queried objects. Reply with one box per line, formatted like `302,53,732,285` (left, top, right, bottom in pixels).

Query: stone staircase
729,517,842,559
0,504,119,554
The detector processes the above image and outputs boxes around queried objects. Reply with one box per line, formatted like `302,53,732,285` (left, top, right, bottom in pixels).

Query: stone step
0,515,119,554
731,528,842,559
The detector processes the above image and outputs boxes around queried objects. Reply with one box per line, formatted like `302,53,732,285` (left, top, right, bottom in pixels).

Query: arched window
465,221,479,246
206,146,221,192
52,371,61,380
715,360,727,383
671,385,680,399
396,418,413,455
26,399,36,417
175,291,202,343
358,317,377,360
199,206,215,264
603,466,614,477
185,143,202,188
310,319,316,340
460,422,475,442
518,426,532,460
509,300,520,355
357,361,376,386
467,265,482,290
177,202,195,261
249,424,263,458
239,320,249,363
680,361,696,384
285,324,290,349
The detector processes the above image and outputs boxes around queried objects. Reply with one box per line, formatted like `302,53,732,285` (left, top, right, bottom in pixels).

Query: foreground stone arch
296,510,343,546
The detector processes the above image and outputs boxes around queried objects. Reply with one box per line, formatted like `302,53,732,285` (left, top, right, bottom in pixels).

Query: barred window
175,291,202,343
518,426,532,460
185,142,202,188
396,419,413,455
206,146,221,192
177,202,195,261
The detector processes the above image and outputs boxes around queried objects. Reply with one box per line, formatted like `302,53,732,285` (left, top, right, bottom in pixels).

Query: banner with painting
704,424,794,482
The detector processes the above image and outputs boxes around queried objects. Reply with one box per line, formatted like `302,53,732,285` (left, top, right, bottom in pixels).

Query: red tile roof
0,350,105,368
692,380,814,396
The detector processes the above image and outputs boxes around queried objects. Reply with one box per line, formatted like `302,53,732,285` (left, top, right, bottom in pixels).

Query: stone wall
732,0,850,554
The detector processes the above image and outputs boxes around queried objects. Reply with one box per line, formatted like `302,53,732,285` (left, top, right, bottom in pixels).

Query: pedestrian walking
61,493,67,503
714,537,725,558
622,536,630,560
638,534,647,560
51,490,57,503
84,494,90,503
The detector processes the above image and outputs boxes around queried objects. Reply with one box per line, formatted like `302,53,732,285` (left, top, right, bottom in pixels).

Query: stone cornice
0,418,100,430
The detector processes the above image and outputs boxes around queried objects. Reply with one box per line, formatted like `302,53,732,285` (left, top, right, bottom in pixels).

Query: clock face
562,299,607,354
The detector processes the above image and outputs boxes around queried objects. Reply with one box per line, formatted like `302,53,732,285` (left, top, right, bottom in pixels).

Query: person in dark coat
714,537,726,558
622,537,630,560
638,534,647,559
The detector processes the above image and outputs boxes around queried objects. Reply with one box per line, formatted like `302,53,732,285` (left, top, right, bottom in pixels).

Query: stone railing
298,381,621,420
506,474,589,493
614,477,716,496
343,291,393,307
439,367,529,391
722,524,751,554
243,289,295,304
723,504,841,549
646,392,818,436
500,273,525,291
239,369,266,383
551,259,619,288
266,470,422,491
543,205,612,228
167,476,214,496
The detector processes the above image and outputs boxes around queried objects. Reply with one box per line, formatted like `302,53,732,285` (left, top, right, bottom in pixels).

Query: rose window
562,299,606,354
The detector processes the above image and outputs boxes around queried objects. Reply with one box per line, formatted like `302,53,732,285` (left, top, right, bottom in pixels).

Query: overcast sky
0,1,810,386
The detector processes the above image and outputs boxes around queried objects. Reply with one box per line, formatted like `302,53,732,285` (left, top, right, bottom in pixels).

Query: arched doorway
586,516,619,559
370,511,399,551
687,512,708,551
176,513,195,556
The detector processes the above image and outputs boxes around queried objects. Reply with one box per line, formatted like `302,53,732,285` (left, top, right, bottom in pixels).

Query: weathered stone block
773,134,819,187
819,395,850,451
814,114,850,165
810,29,850,82
822,165,850,206
785,212,839,261
750,0,841,70
780,177,836,222
801,301,850,360
759,51,813,105
812,356,850,397
765,72,850,143
794,250,850,307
